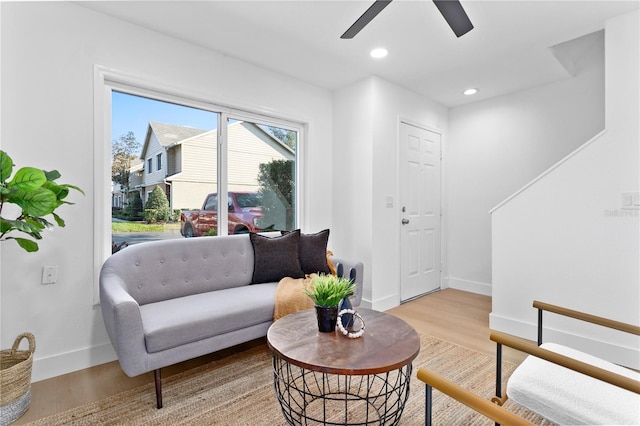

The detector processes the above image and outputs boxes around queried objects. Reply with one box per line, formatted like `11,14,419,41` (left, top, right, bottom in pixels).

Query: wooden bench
491,301,640,425
417,301,640,425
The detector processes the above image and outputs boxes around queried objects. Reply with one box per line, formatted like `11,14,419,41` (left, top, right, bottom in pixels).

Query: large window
109,89,300,250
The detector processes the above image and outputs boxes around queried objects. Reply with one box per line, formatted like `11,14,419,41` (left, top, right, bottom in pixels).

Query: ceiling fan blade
432,0,474,38
341,0,393,39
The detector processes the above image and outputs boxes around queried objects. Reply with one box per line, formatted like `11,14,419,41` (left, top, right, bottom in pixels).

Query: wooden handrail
533,300,640,336
416,368,535,426
490,331,640,394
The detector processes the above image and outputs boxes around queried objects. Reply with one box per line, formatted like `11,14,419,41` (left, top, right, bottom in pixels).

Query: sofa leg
154,369,163,409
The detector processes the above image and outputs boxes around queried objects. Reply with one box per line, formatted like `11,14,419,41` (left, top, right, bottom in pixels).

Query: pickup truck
180,192,263,237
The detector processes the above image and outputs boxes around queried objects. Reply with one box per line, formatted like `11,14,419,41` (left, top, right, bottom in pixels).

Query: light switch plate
42,266,58,284
385,196,394,208
622,192,640,210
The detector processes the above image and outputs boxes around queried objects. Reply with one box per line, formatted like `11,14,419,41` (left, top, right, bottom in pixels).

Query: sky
111,91,219,155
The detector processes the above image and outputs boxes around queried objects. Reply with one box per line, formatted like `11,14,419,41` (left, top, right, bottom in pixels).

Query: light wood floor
15,289,528,424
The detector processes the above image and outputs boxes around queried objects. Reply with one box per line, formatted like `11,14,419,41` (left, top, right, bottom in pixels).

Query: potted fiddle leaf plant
0,150,84,252
0,149,83,424
305,274,356,332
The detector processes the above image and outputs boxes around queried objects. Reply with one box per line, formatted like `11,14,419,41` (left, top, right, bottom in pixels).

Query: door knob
402,219,410,225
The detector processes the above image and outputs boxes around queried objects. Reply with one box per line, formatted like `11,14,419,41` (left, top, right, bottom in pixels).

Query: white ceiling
79,0,639,107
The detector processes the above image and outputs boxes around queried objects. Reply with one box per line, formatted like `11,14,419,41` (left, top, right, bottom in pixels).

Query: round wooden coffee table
267,308,420,425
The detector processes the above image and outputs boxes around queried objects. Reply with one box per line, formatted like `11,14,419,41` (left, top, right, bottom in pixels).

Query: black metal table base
272,356,412,425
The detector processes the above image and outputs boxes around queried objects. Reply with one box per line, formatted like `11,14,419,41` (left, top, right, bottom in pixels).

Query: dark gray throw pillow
250,230,305,284
282,229,331,275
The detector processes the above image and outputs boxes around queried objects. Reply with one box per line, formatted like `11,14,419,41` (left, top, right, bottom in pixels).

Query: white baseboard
372,294,400,312
447,277,492,296
359,298,373,310
32,342,117,383
490,313,640,370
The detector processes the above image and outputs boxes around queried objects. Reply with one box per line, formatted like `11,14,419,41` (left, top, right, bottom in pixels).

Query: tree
111,131,141,203
256,159,294,231
131,191,143,220
263,126,296,150
144,186,170,223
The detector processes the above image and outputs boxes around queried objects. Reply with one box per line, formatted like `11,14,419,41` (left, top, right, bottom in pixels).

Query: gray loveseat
99,231,363,408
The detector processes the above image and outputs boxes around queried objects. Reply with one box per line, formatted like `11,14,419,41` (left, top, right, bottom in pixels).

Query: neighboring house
111,158,143,208
138,120,294,211
139,121,207,207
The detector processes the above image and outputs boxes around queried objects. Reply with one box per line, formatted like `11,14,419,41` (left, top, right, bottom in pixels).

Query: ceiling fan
341,0,474,39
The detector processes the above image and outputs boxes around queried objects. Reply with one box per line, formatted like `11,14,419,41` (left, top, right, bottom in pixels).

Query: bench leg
425,383,433,426
154,369,163,409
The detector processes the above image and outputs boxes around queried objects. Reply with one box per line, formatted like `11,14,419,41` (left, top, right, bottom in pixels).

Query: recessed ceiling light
370,48,388,59
463,88,478,96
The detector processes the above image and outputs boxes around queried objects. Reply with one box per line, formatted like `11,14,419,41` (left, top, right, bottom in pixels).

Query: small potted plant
305,274,356,332
0,150,83,252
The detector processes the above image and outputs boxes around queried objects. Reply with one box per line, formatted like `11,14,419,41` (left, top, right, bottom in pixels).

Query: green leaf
44,169,61,181
24,217,48,231
62,184,84,196
10,187,57,216
0,218,11,233
14,237,39,252
52,212,65,227
43,181,69,200
0,150,13,183
9,167,46,191
26,216,50,226
11,219,38,233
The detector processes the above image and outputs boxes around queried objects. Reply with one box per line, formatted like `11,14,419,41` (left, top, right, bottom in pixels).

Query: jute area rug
27,334,552,425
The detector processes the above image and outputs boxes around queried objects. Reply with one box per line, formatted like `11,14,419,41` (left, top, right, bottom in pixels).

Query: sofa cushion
250,230,305,284
283,229,331,275
140,283,277,353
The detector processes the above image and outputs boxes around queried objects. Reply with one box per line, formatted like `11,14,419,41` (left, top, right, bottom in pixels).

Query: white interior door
399,122,441,301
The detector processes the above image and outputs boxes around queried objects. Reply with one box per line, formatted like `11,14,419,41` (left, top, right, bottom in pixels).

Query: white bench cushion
508,342,640,425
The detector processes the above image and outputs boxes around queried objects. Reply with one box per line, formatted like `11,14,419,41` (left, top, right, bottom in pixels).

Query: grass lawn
111,221,181,233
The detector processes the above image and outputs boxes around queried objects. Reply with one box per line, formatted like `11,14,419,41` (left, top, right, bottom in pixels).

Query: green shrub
131,193,144,219
144,186,169,223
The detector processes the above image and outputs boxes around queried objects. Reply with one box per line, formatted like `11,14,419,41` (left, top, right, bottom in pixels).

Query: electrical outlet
42,266,58,284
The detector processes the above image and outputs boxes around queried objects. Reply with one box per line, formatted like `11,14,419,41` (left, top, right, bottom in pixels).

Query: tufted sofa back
101,234,255,306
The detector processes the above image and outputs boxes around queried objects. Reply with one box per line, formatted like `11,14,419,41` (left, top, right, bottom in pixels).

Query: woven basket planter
0,333,35,426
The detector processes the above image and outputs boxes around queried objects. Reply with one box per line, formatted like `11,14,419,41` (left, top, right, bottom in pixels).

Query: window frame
156,153,162,171
93,65,305,305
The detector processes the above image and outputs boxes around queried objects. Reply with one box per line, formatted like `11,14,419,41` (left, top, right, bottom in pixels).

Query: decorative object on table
0,150,84,252
0,333,36,425
337,261,359,328
337,309,366,339
304,273,356,332
314,305,340,333
338,295,354,328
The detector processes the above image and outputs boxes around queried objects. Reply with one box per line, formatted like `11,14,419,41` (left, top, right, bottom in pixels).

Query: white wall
333,76,447,310
0,2,333,381
490,10,639,368
446,31,605,295
332,78,375,305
